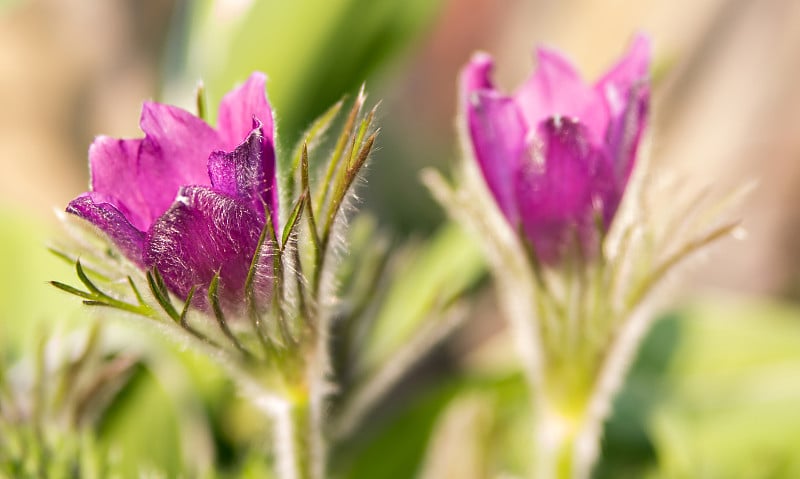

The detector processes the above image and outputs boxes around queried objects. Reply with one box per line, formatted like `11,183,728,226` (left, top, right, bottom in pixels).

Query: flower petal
136,102,220,225
207,124,277,224
460,52,495,95
465,90,529,224
88,136,150,230
215,72,278,223
144,186,265,306
515,117,614,263
595,34,651,117
597,35,651,184
66,193,146,266
514,48,607,143
217,72,275,150
604,83,648,190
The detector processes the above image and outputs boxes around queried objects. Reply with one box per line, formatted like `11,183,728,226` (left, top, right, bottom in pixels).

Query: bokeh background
3,0,800,477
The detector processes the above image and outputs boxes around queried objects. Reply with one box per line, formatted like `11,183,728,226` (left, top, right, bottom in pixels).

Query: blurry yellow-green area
2,0,800,477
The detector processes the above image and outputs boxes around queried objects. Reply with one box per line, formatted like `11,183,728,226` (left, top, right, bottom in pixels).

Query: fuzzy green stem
535,409,580,479
250,388,314,479
532,365,593,479
289,399,312,479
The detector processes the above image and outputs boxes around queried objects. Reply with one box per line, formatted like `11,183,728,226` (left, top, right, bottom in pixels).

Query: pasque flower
67,73,278,307
461,35,650,264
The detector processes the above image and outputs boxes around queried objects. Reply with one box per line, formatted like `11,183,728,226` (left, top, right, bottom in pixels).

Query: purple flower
67,73,278,308
461,35,650,264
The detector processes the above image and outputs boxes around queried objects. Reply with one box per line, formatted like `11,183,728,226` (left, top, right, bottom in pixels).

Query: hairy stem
272,400,306,479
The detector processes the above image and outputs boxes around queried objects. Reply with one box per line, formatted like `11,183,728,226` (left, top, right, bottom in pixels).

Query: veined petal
88,136,150,230
207,125,277,224
216,73,278,223
144,186,264,306
515,48,607,143
66,193,146,266
466,90,528,224
515,117,614,263
135,102,220,225
217,72,275,151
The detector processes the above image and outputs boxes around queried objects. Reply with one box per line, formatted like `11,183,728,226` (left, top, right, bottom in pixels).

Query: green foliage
96,364,184,477
0,322,144,478
647,300,800,479
0,211,78,355
178,0,443,157
595,315,682,478
360,223,485,371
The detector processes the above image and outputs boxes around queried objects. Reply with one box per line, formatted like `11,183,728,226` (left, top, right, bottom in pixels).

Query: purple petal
215,73,278,224
595,34,651,117
66,193,146,266
515,117,615,263
465,90,529,224
598,35,651,184
208,125,276,225
604,83,648,191
217,72,275,151
144,186,266,307
460,52,495,96
514,48,607,143
88,136,150,230
135,102,220,225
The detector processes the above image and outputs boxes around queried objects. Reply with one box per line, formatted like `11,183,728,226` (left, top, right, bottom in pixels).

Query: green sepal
282,191,307,251
146,268,180,323
301,143,322,256
208,272,250,358
286,99,345,202
50,261,151,317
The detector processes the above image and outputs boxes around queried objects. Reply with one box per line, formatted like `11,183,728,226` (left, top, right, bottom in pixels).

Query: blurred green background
3,0,800,477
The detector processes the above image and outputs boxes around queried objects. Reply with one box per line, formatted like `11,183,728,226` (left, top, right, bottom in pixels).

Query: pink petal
514,48,607,143
595,34,651,117
88,136,150,230
460,52,495,96
597,35,651,183
515,117,614,263
136,102,220,226
465,90,528,224
215,73,278,223
217,72,275,151
207,124,278,225
144,186,265,307
604,84,648,191
66,193,146,266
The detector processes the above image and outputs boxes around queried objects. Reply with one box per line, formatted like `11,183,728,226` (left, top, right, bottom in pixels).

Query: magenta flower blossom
67,73,278,307
461,35,650,264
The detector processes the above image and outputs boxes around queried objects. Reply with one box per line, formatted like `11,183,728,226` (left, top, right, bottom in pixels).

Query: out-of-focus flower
67,73,278,307
461,35,650,264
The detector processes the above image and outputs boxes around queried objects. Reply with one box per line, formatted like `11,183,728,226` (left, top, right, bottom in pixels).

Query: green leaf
361,223,485,371
50,281,94,301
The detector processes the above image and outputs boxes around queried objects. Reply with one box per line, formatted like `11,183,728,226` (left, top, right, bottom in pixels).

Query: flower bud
461,35,650,264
